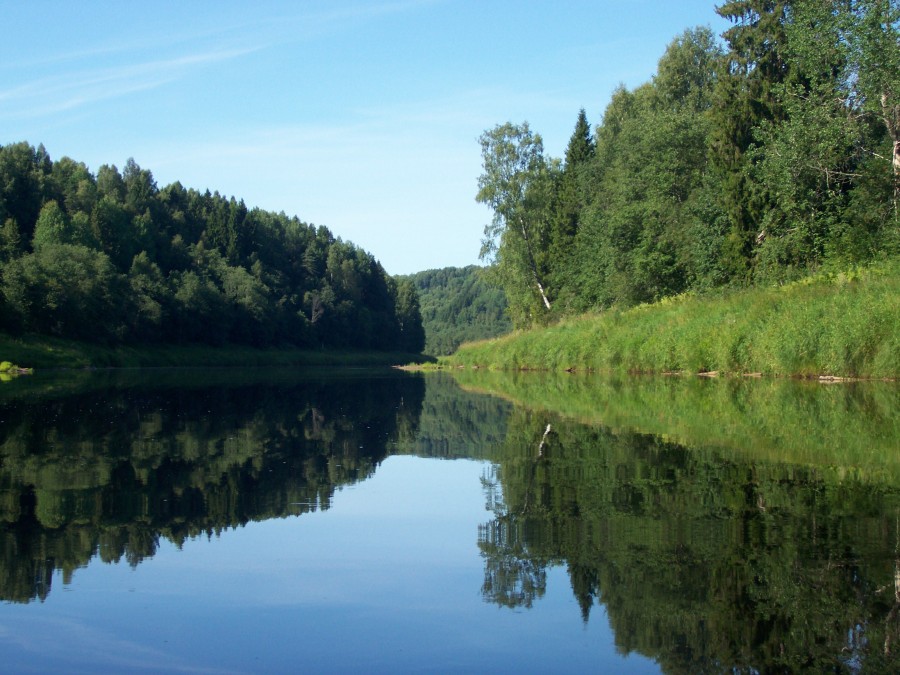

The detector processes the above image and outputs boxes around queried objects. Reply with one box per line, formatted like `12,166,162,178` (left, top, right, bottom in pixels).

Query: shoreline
0,333,434,371
401,362,897,382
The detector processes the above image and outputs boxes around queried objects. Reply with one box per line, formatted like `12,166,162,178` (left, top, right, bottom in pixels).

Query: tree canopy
478,6,899,329
0,144,424,352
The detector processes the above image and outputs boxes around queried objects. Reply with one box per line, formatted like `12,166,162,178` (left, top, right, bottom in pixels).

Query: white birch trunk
518,218,552,310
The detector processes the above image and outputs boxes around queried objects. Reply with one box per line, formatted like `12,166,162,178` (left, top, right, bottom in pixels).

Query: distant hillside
402,266,511,356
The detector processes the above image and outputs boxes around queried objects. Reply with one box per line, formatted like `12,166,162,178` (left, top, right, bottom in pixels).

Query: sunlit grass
447,261,900,378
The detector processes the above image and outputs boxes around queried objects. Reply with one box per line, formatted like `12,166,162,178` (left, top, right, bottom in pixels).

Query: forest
2,2,896,359
402,265,511,355
477,0,899,328
0,147,424,352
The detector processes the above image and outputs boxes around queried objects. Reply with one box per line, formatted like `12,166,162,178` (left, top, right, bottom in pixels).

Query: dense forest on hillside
478,0,899,328
0,146,424,352
402,266,511,355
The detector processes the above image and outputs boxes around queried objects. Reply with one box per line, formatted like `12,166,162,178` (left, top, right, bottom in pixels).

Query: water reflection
470,375,900,673
0,369,424,603
0,368,898,672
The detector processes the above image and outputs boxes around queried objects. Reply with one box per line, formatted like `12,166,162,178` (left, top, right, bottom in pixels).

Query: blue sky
1,1,729,275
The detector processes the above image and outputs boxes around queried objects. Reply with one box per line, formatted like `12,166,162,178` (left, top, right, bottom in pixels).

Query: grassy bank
0,332,434,370
447,262,899,378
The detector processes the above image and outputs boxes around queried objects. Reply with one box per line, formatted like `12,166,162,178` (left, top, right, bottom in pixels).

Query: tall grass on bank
448,262,899,378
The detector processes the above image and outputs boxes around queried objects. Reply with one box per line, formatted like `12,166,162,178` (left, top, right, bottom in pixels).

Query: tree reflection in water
2,369,899,672
477,400,900,673
0,369,425,603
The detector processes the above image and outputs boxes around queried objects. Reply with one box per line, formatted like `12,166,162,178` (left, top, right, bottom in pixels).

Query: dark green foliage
708,1,791,281
403,265,511,355
0,143,51,245
476,7,898,331
570,28,722,309
748,0,900,281
0,145,425,352
2,244,131,343
31,200,71,249
547,109,594,309
393,277,426,353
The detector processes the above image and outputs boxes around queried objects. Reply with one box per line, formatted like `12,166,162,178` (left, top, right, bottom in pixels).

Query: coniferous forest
477,1,899,328
0,147,425,352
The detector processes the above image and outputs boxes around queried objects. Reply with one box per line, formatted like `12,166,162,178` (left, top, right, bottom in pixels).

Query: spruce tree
709,1,792,281
549,109,595,307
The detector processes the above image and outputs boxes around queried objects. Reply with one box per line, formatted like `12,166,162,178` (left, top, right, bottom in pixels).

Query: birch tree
477,122,556,327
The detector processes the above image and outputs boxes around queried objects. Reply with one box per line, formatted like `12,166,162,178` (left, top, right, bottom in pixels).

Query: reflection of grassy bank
0,332,432,369
451,370,900,480
447,263,899,378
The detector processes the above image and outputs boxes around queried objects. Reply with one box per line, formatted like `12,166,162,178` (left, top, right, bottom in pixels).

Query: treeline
478,1,899,327
0,145,424,351
402,265,511,355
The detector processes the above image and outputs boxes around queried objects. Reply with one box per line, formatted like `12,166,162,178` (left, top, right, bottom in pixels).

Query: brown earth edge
394,364,896,382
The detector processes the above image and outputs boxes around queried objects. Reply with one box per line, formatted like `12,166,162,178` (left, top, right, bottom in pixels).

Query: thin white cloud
0,47,258,120
1,0,438,73
0,0,439,122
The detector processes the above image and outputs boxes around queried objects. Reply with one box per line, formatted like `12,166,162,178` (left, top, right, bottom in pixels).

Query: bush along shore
0,360,32,378
444,262,899,380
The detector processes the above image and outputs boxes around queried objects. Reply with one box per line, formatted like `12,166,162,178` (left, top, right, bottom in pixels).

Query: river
0,368,897,673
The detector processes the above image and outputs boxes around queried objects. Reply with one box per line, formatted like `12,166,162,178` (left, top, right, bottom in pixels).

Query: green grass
0,332,435,370
447,261,900,378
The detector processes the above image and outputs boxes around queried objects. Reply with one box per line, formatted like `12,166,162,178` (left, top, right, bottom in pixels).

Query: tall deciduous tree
477,122,557,326
749,0,900,270
852,0,900,212
32,200,71,249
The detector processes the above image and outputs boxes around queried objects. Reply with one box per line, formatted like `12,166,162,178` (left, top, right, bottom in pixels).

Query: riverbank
444,262,899,379
0,333,434,370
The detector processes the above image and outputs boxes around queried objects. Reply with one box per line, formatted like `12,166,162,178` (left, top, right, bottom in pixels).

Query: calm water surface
0,368,897,673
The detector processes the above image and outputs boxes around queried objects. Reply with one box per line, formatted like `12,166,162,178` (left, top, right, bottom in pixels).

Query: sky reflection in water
1,455,652,674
